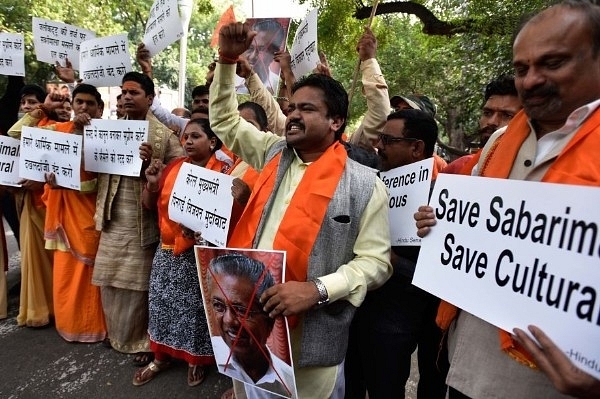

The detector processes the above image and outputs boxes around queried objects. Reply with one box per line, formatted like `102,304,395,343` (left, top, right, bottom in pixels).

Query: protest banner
235,18,291,95
83,119,148,176
32,17,95,70
196,247,297,398
0,33,25,76
79,33,132,87
380,157,433,246
18,127,82,190
142,0,184,56
168,163,233,247
289,8,318,79
413,173,600,379
0,136,21,186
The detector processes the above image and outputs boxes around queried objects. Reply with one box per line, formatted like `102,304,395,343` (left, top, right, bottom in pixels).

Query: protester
132,118,227,387
211,22,392,399
415,2,600,398
207,253,296,398
443,75,521,174
92,72,184,365
8,85,54,328
36,84,106,342
346,109,447,399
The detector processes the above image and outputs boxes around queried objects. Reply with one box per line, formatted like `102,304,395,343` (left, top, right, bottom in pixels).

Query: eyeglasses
377,132,421,146
212,298,266,321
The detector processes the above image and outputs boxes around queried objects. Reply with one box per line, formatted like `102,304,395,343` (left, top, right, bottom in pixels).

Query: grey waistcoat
254,141,377,367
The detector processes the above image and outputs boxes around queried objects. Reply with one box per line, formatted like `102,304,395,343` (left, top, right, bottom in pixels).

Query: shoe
187,364,206,387
132,352,154,367
220,387,235,399
132,360,170,386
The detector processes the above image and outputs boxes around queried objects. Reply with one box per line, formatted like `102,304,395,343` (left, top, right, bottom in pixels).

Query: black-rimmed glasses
377,132,420,146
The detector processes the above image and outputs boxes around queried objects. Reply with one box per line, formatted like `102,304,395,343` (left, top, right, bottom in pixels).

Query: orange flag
210,5,236,48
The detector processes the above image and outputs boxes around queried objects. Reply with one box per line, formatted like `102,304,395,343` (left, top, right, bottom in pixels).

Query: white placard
79,34,132,88
142,0,184,56
289,8,318,78
380,158,433,246
19,127,82,190
32,17,95,70
83,119,148,176
0,33,25,76
168,162,234,247
0,136,21,186
413,173,600,379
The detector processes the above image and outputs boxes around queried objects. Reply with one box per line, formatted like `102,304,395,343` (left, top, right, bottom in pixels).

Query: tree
299,0,554,158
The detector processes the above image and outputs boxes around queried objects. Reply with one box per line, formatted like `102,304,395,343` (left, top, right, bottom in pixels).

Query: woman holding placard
133,118,229,387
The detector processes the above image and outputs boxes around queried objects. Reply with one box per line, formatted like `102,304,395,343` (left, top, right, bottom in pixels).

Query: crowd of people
1,1,600,398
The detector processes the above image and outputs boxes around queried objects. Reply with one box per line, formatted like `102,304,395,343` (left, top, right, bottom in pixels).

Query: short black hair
483,75,517,103
387,109,438,157
238,101,268,131
122,71,154,96
291,74,348,140
185,118,222,152
19,84,45,103
191,85,209,98
72,83,102,106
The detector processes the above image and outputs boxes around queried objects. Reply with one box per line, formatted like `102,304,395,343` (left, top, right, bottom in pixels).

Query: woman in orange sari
133,118,229,387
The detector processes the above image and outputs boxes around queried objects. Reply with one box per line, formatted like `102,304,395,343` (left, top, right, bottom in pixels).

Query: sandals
187,364,206,387
132,360,171,386
220,387,236,399
132,352,154,367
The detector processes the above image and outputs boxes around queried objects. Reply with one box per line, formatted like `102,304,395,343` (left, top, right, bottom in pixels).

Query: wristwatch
312,278,329,307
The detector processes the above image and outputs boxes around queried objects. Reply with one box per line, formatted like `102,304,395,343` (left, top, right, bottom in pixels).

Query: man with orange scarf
415,1,600,398
210,22,392,399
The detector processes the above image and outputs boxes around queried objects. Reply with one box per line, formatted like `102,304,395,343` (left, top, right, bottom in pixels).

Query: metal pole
178,0,194,108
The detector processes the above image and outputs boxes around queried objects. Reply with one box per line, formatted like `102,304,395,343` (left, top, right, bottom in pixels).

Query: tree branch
354,1,517,36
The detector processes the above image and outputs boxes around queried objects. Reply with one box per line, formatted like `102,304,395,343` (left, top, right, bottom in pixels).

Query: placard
289,8,318,79
0,33,25,76
142,0,184,56
380,157,433,246
83,119,148,176
168,162,234,247
413,173,600,379
32,17,95,70
79,33,132,87
0,136,21,186
19,127,82,190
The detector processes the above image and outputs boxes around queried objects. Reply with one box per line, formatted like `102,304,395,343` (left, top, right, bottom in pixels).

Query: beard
477,124,499,147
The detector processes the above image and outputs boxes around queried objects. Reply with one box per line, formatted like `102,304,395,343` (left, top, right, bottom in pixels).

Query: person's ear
329,115,344,135
412,140,425,159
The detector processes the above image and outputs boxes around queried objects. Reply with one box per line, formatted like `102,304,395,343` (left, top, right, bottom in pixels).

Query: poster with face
196,247,297,399
235,18,291,96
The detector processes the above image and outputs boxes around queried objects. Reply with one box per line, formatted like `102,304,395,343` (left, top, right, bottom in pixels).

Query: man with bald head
416,1,600,398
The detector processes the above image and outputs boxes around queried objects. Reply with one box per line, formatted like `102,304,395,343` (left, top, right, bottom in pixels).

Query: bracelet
218,49,239,64
145,182,160,193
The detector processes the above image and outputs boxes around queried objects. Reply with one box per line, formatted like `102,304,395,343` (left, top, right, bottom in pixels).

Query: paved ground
0,220,418,398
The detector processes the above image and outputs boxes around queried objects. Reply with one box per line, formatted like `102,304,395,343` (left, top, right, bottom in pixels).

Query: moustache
521,85,558,101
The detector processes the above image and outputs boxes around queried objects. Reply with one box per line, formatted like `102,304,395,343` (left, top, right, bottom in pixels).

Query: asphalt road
0,220,418,399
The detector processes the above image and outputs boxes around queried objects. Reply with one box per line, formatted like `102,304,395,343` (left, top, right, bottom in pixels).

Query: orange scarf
438,107,600,368
158,154,230,255
229,142,347,284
